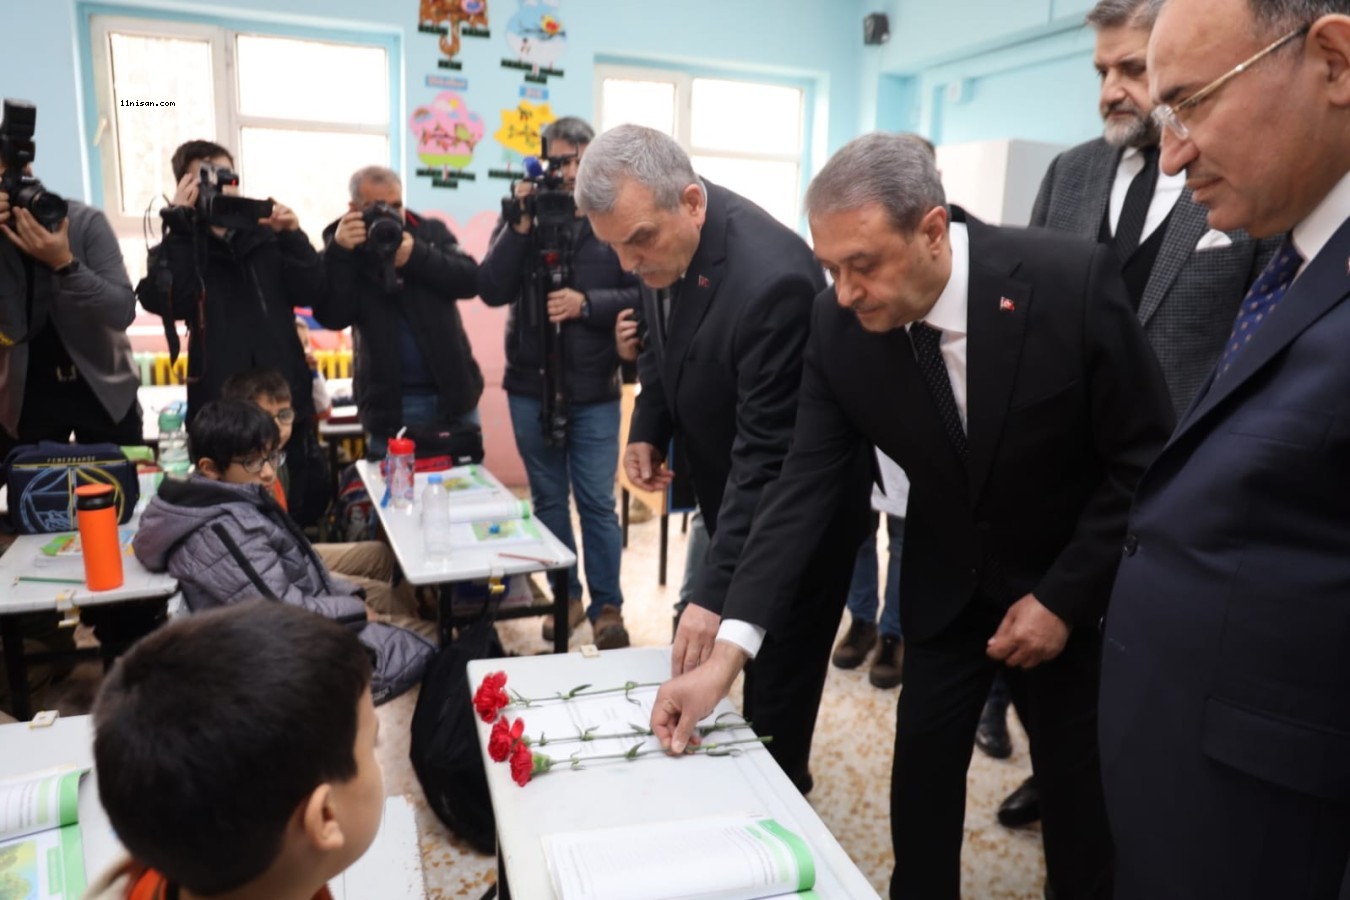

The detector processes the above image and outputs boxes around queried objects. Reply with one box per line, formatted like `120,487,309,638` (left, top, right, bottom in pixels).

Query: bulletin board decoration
488,99,556,181
410,91,486,189
501,0,566,83
419,0,493,71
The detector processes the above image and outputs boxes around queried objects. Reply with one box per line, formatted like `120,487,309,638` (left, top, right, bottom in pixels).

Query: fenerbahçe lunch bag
3,441,139,533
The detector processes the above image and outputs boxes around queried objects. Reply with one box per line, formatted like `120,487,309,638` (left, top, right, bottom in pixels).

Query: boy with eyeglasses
217,368,430,636
132,399,436,648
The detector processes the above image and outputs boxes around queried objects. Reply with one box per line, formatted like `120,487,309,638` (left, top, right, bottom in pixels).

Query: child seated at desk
131,399,433,699
86,600,383,900
216,376,431,638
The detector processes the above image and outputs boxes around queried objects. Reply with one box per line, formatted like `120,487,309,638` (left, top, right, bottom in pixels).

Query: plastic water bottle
158,403,191,480
422,474,451,562
386,435,416,509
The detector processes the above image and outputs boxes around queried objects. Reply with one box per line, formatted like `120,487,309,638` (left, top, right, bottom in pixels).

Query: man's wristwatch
53,259,79,277
580,295,591,319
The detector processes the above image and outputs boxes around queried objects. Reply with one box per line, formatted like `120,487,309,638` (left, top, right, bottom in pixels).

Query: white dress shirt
1108,146,1185,244
717,224,971,659
1291,169,1350,280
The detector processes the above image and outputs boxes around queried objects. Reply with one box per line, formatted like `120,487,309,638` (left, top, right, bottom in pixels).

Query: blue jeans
845,514,904,639
366,396,481,458
507,393,624,616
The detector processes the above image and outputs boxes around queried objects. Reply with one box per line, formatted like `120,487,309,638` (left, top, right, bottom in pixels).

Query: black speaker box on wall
864,12,891,45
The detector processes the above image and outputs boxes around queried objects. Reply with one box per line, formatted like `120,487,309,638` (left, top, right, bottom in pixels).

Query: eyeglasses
272,408,295,426
232,450,286,474
1151,25,1308,141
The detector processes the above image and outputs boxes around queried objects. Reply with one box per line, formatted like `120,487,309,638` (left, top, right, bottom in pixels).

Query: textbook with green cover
542,813,818,900
0,767,89,899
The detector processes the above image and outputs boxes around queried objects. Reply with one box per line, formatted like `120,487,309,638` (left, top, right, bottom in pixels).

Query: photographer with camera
0,99,141,458
316,166,482,457
478,117,639,649
136,139,324,522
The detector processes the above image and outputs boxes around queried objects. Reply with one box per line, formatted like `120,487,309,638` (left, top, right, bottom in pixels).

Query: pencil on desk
497,552,557,566
15,576,86,586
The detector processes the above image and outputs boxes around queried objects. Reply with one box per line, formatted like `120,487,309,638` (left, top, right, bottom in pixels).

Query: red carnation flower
489,716,525,762
510,741,534,785
473,671,510,722
509,743,553,786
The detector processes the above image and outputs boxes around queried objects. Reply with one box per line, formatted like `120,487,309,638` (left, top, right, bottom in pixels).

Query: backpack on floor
409,603,504,855
321,463,376,544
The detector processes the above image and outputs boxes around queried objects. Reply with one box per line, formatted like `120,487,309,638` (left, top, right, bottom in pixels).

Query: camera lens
14,181,67,230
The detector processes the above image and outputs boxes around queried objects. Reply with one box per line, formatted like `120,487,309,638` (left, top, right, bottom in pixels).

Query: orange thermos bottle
74,484,124,591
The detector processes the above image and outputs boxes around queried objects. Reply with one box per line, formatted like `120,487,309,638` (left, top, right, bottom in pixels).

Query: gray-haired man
315,166,482,456
578,124,871,795
651,132,1174,897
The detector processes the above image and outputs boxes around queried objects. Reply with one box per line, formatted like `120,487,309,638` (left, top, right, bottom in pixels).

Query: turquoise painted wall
861,0,1104,149
1,0,872,216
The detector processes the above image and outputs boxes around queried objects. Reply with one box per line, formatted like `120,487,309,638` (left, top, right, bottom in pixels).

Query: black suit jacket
721,210,1175,643
629,180,869,614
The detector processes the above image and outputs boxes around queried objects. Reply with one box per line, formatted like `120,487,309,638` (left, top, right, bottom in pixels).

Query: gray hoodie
134,475,434,703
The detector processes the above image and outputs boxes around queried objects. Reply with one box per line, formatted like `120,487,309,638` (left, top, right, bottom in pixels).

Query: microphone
523,156,544,179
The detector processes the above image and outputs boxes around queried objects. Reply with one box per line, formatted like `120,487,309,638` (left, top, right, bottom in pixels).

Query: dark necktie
1114,145,1160,260
1216,236,1302,376
655,287,673,344
909,321,967,461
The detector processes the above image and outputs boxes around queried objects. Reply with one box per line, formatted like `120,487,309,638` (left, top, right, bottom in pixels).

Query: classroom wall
860,0,1104,150
0,0,873,487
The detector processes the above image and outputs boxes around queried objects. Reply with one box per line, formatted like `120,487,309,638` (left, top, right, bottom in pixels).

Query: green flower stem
540,735,774,770
507,679,665,708
530,717,755,748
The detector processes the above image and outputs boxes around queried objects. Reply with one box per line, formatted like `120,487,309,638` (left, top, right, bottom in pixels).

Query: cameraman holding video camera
316,166,482,457
137,139,323,520
478,117,639,649
0,99,141,458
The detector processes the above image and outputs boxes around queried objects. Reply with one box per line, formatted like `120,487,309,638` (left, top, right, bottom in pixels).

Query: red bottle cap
387,437,415,456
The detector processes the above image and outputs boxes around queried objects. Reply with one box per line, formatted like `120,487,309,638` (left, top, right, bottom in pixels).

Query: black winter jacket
137,209,320,423
317,211,483,440
477,216,638,405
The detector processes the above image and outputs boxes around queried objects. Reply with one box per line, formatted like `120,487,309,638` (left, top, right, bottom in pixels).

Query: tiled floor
13,507,1048,898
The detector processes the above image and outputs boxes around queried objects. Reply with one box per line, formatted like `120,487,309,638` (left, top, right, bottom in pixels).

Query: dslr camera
361,201,405,258
0,99,68,232
501,136,577,232
196,162,273,230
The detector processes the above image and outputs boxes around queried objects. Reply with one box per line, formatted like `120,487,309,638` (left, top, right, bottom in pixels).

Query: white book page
0,767,86,842
542,814,815,900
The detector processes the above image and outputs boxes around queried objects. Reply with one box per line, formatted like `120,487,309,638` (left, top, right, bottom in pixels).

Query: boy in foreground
86,601,384,899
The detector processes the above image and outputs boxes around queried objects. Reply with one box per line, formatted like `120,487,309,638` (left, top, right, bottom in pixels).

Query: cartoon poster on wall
500,0,566,83
488,98,556,180
410,92,485,188
418,0,492,71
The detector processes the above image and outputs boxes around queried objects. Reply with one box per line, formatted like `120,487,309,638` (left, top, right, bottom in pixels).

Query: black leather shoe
996,775,1041,828
831,618,878,669
974,694,1013,760
868,635,904,688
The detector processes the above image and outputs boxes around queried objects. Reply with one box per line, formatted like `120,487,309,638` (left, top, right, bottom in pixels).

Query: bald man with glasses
1100,0,1350,896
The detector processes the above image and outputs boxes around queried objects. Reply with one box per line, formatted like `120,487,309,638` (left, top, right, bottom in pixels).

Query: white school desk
0,715,426,898
0,530,178,721
468,647,881,899
355,459,577,651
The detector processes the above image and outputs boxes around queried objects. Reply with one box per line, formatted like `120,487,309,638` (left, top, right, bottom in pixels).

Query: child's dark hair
187,399,279,467
170,139,234,183
221,367,293,406
93,600,373,895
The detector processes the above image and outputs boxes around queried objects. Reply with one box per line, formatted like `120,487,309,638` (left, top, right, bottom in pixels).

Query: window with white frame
593,65,806,229
88,15,393,284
